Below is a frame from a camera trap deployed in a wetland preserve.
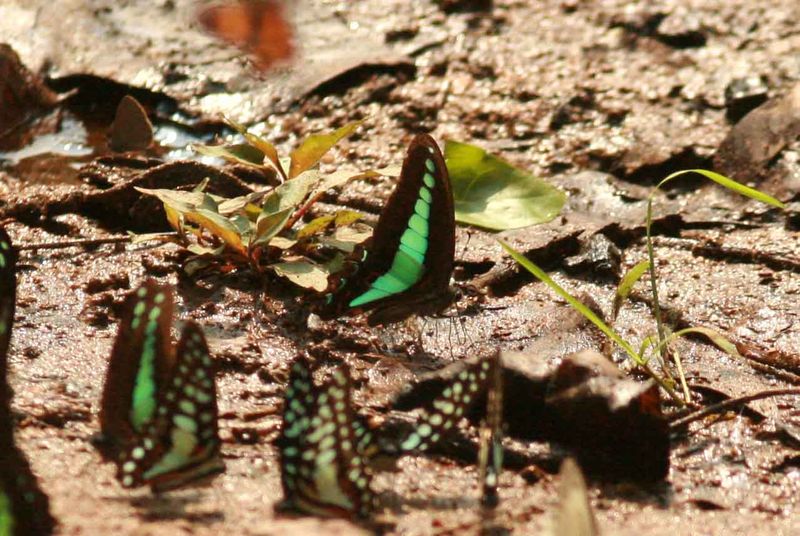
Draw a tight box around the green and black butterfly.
[321,134,456,325]
[0,412,56,536]
[0,226,17,405]
[277,356,374,518]
[97,281,224,491]
[0,226,56,535]
[381,353,503,506]
[390,354,498,455]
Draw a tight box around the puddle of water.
[0,110,217,185]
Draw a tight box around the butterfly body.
[322,134,456,325]
[278,357,374,518]
[98,282,223,491]
[0,226,55,535]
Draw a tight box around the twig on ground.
[670,388,800,430]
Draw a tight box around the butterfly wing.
[478,351,503,507]
[197,0,294,71]
[98,281,176,459]
[115,322,223,491]
[0,435,56,535]
[394,354,496,454]
[0,227,16,385]
[278,355,315,499]
[279,360,374,518]
[0,228,55,535]
[324,134,456,325]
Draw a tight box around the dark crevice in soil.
[603,147,713,187]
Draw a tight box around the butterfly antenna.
[479,352,503,508]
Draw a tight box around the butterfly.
[0,227,17,392]
[0,414,56,536]
[97,281,224,491]
[477,351,504,508]
[197,0,294,72]
[0,226,56,535]
[390,354,497,455]
[109,95,153,153]
[277,356,374,518]
[321,134,456,326]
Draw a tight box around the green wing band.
[348,179,436,307]
[130,303,162,431]
[349,249,424,307]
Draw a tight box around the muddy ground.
[1,0,800,534]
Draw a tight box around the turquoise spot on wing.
[399,244,425,264]
[423,173,435,188]
[408,213,428,237]
[388,249,424,284]
[131,312,160,431]
[349,288,392,307]
[0,255,5,269]
[370,273,409,294]
[349,250,424,307]
[400,228,427,255]
[415,199,430,219]
[425,158,435,172]
[419,187,432,204]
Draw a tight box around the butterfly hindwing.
[324,134,455,324]
[278,356,315,498]
[279,359,374,518]
[116,322,223,491]
[396,355,496,454]
[98,281,176,458]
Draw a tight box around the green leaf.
[334,209,363,226]
[187,243,226,256]
[269,236,297,250]
[185,208,246,254]
[135,187,205,212]
[297,215,335,239]
[446,141,566,230]
[217,191,268,216]
[271,259,330,291]
[296,210,363,239]
[656,169,785,209]
[652,327,743,361]
[193,143,265,167]
[224,117,286,178]
[262,170,321,214]
[499,239,642,365]
[288,120,364,179]
[612,260,650,321]
[137,187,246,254]
[253,207,294,247]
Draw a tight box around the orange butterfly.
[198,1,294,71]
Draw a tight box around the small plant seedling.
[137,123,567,292]
[137,119,392,289]
[501,169,784,406]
